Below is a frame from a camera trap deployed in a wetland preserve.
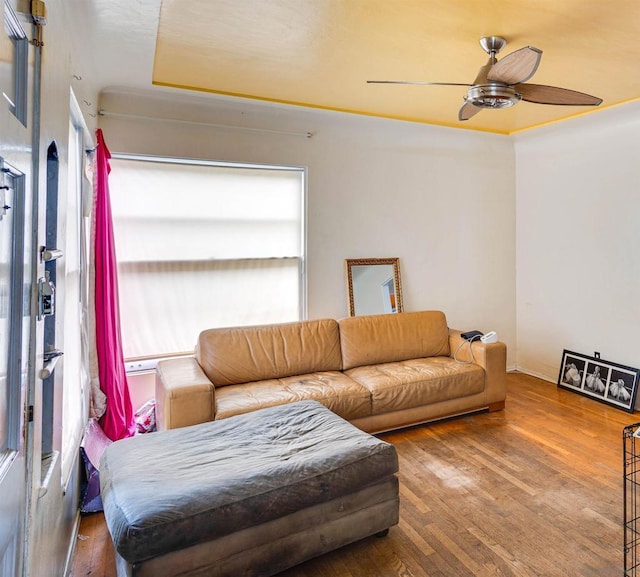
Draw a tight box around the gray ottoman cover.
[100,400,398,564]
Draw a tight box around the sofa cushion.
[338,311,450,370]
[195,319,343,386]
[214,371,371,421]
[100,401,398,564]
[346,356,484,414]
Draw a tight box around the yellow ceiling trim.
[154,80,640,136]
[153,80,514,135]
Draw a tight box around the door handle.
[41,247,63,262]
[40,349,63,379]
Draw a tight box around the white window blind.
[108,156,305,362]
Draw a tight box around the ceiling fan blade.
[515,83,603,105]
[458,101,481,121]
[366,81,473,86]
[487,46,542,85]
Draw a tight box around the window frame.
[0,159,26,470]
[59,92,91,491]
[109,153,308,373]
[3,0,28,126]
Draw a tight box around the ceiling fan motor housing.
[466,84,521,109]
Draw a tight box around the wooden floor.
[69,372,640,577]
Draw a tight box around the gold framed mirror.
[345,258,403,317]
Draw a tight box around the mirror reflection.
[345,258,403,317]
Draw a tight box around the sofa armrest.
[155,357,216,431]
[448,329,507,407]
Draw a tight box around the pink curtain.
[94,129,135,441]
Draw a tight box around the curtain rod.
[97,109,314,139]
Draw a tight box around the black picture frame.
[558,349,639,413]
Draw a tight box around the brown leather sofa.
[155,310,507,433]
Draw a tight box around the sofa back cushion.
[338,311,450,370]
[195,319,343,386]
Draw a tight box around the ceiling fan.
[367,36,603,121]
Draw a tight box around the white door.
[0,1,33,574]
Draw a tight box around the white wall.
[98,88,517,365]
[514,102,640,383]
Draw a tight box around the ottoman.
[100,400,399,577]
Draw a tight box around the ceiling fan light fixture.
[466,85,521,109]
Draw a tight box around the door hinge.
[28,405,34,422]
[31,0,46,46]
[31,0,46,25]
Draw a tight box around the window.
[1,0,28,125]
[60,98,89,487]
[109,156,306,367]
[0,161,26,577]
[0,158,26,461]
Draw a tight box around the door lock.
[37,271,55,319]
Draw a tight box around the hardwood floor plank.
[424,522,486,576]
[70,373,640,576]
[70,510,116,577]
[397,517,436,557]
[399,482,432,514]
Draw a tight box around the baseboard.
[63,509,82,577]
[509,366,557,384]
